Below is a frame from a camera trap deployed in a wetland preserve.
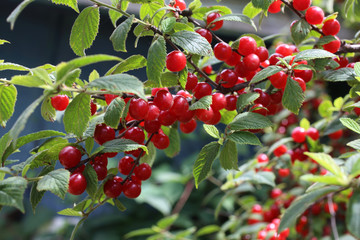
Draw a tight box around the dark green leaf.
[102,138,147,153]
[220,140,238,170]
[171,31,213,56]
[110,15,134,52]
[146,36,166,87]
[161,17,176,33]
[236,92,259,112]
[106,55,147,75]
[210,14,256,30]
[0,84,17,127]
[347,188,360,239]
[83,164,98,199]
[189,95,212,110]
[294,49,336,62]
[322,68,357,82]
[251,0,272,10]
[227,131,261,145]
[104,97,125,129]
[282,77,305,114]
[250,66,282,84]
[291,19,311,45]
[229,112,272,131]
[37,169,70,199]
[0,176,27,212]
[164,127,180,158]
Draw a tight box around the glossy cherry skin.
[134,163,152,180]
[196,28,212,44]
[94,124,115,145]
[59,146,82,168]
[68,173,87,195]
[180,118,197,134]
[153,89,173,110]
[305,6,324,25]
[166,50,187,72]
[129,98,149,120]
[206,12,223,31]
[123,180,141,198]
[118,156,135,175]
[104,176,123,198]
[51,95,69,111]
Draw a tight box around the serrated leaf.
[282,77,305,114]
[69,6,100,56]
[210,13,256,30]
[63,93,91,137]
[340,118,360,134]
[171,31,213,56]
[57,208,83,216]
[145,72,178,88]
[0,84,17,127]
[294,49,336,62]
[0,62,29,72]
[291,19,311,45]
[250,66,282,84]
[322,68,357,82]
[37,169,70,199]
[161,17,176,33]
[164,127,180,158]
[236,92,259,112]
[227,131,261,145]
[347,139,360,150]
[189,95,212,110]
[146,36,166,87]
[104,97,125,129]
[0,133,12,165]
[83,164,98,199]
[87,73,146,99]
[193,142,220,188]
[203,124,220,139]
[355,62,360,76]
[41,96,56,122]
[102,138,147,153]
[229,112,272,131]
[220,140,238,170]
[243,2,262,19]
[139,2,165,26]
[278,186,341,232]
[0,176,27,212]
[108,0,129,27]
[51,0,78,12]
[347,188,360,239]
[10,75,47,88]
[6,0,35,30]
[304,152,345,179]
[110,15,134,52]
[106,55,147,75]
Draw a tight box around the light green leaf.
[0,84,17,127]
[87,73,146,99]
[300,174,347,186]
[171,31,213,56]
[83,164,98,199]
[189,95,212,110]
[124,228,156,239]
[229,112,272,131]
[58,208,83,216]
[106,55,147,75]
[161,17,176,33]
[294,49,336,62]
[157,214,178,229]
[10,75,47,88]
[227,131,261,145]
[236,92,259,112]
[0,133,12,165]
[193,142,221,188]
[210,13,256,30]
[318,100,333,118]
[108,0,129,27]
[145,72,179,88]
[220,140,238,170]
[291,19,311,45]
[7,0,35,30]
[196,225,221,237]
[63,93,91,137]
[37,169,70,199]
[110,15,134,52]
[0,63,29,72]
[114,198,126,211]
[347,189,360,239]
[203,124,220,139]
[51,0,78,12]
[304,152,345,178]
[164,127,180,158]
[41,96,56,122]
[102,138,147,153]
[300,118,310,130]
[104,97,125,129]
[322,68,357,82]
[0,176,27,212]
[347,139,360,150]
[282,77,305,114]
[340,118,360,134]
[243,2,262,19]
[69,6,100,56]
[146,36,166,87]
[139,2,165,26]
[250,66,282,84]
[354,62,360,76]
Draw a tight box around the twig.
[171,180,194,215]
[327,194,340,240]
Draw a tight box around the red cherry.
[51,95,69,111]
[254,88,271,107]
[225,51,241,66]
[59,146,82,168]
[274,144,287,157]
[158,110,177,126]
[193,82,212,99]
[123,127,145,144]
[269,53,284,65]
[151,87,168,97]
[196,28,212,44]
[92,164,107,181]
[105,152,117,158]
[270,91,283,104]
[123,180,141,198]
[334,56,349,69]
[238,36,257,56]
[134,163,152,180]
[293,77,306,91]
[243,53,260,71]
[307,127,319,140]
[270,188,282,198]
[94,124,115,145]
[292,0,311,11]
[177,90,192,99]
[195,107,214,123]
[255,46,269,62]
[269,71,288,89]
[166,50,187,72]
[118,156,135,175]
[322,36,341,53]
[294,69,313,83]
[180,119,197,134]
[329,129,343,140]
[206,110,221,125]
[129,98,149,120]
[257,230,267,240]
[252,204,263,213]
[153,89,173,110]
[68,173,87,195]
[220,69,238,88]
[268,0,282,13]
[90,100,97,115]
[278,168,290,177]
[177,109,195,123]
[211,93,226,111]
[251,103,267,116]
[305,6,324,25]
[145,103,160,121]
[225,95,237,111]
[185,72,198,91]
[104,94,118,105]
[144,120,161,133]
[206,12,223,31]
[257,153,269,163]
[324,202,338,213]
[73,165,85,173]
[92,154,108,166]
[173,0,186,10]
[169,95,189,117]
[104,176,123,198]
[152,131,170,149]
[275,43,293,57]
[322,19,340,36]
[292,126,306,143]
[214,42,232,61]
[202,65,212,74]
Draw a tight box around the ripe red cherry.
[270,188,282,198]
[292,0,311,11]
[129,98,149,120]
[123,180,141,198]
[214,42,232,61]
[195,107,214,123]
[274,144,287,157]
[59,146,82,168]
[196,28,212,44]
[238,36,257,56]
[193,82,212,99]
[257,153,269,163]
[180,118,197,133]
[305,6,324,25]
[307,127,319,140]
[123,127,145,144]
[324,202,338,213]
[104,94,118,105]
[254,88,271,107]
[211,93,226,111]
[92,154,108,166]
[158,110,177,126]
[294,69,313,83]
[257,230,267,240]
[169,95,189,116]
[173,0,186,10]
[329,129,343,140]
[268,0,282,13]
[145,103,160,121]
[68,173,87,195]
[177,109,195,123]
[94,124,115,145]
[255,46,269,62]
[51,95,69,111]
[278,168,290,177]
[275,44,293,57]
[206,12,223,31]
[220,69,237,88]
[293,77,306,91]
[134,163,152,180]
[104,176,123,198]
[90,100,97,115]
[225,51,241,66]
[202,65,212,74]
[225,95,237,111]
[251,104,267,116]
[269,71,288,89]
[269,53,284,65]
[243,53,260,71]
[152,131,170,149]
[92,164,107,181]
[322,19,340,36]
[151,87,168,96]
[322,36,341,53]
[166,50,187,72]
[153,89,173,110]
[334,56,349,69]
[292,127,306,143]
[252,204,263,213]
[206,110,221,125]
[118,156,135,175]
[185,72,198,91]
[144,120,161,133]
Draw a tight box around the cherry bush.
[1,0,360,239]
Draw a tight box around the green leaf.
[145,72,179,88]
[236,92,260,112]
[294,49,336,62]
[354,62,360,76]
[282,77,305,114]
[104,97,125,129]
[164,127,180,158]
[227,131,261,145]
[229,112,272,131]
[192,6,232,20]
[57,208,82,217]
[108,0,129,27]
[171,31,213,56]
[30,165,55,213]
[146,36,166,87]
[189,95,212,110]
[347,188,360,239]
[106,55,147,75]
[318,100,333,118]
[110,15,134,52]
[102,138,147,153]
[196,225,221,237]
[6,0,35,30]
[322,68,357,82]
[300,118,310,130]
[300,174,347,186]
[63,93,91,137]
[124,228,156,239]
[340,118,360,134]
[193,142,221,188]
[203,124,220,139]
[278,186,341,232]
[0,84,17,127]
[114,198,126,211]
[304,152,345,178]
[347,139,360,150]
[51,0,79,12]
[157,214,178,229]
[87,73,146,99]
[243,2,262,19]
[161,17,176,33]
[10,75,47,88]
[251,0,272,10]
[255,171,276,186]
[220,140,238,170]
[211,13,256,30]
[69,6,100,56]
[0,133,12,165]
[41,96,56,122]
[83,164,98,199]
[291,19,311,45]
[139,2,165,26]
[140,142,156,166]
[37,169,70,199]
[0,62,29,72]
[0,176,27,212]
[250,66,283,84]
